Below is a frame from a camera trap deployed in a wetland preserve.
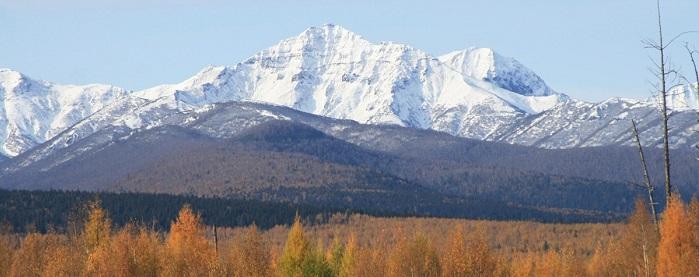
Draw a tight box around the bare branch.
[665,31,699,48]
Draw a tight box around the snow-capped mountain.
[133,24,565,135]
[0,69,128,156]
[665,84,699,110]
[438,47,557,97]
[0,24,697,159]
[489,97,698,149]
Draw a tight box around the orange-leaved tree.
[387,232,441,277]
[657,196,699,277]
[441,224,498,276]
[162,205,220,276]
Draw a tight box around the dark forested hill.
[0,102,695,222]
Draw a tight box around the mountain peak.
[439,48,556,97]
[664,84,699,110]
[0,68,27,87]
[289,24,369,49]
[299,24,361,38]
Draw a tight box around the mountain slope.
[6,100,697,193]
[0,106,643,218]
[0,69,128,156]
[7,101,699,215]
[489,97,699,149]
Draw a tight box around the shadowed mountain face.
[2,101,695,222]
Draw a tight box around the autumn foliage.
[656,197,699,277]
[1,197,699,276]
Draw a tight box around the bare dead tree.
[685,44,699,93]
[631,119,659,232]
[643,0,673,202]
[683,43,699,156]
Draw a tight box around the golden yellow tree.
[535,250,562,277]
[41,239,84,277]
[442,225,498,277]
[162,205,220,276]
[688,197,699,245]
[278,215,310,277]
[326,236,344,276]
[130,227,161,277]
[442,225,468,276]
[345,234,386,277]
[83,226,133,277]
[511,252,537,277]
[619,199,659,276]
[277,215,332,277]
[338,234,358,277]
[586,200,659,276]
[228,225,272,277]
[0,231,15,277]
[558,247,585,277]
[586,243,617,277]
[8,234,62,277]
[82,200,111,255]
[657,196,699,277]
[387,233,441,277]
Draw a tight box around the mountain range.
[0,24,697,221]
[0,24,696,159]
[1,99,697,218]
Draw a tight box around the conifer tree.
[442,225,468,276]
[442,224,498,276]
[511,253,537,277]
[621,199,658,276]
[82,200,111,255]
[8,234,62,277]
[131,227,160,277]
[162,205,219,276]
[279,215,311,277]
[84,226,133,276]
[338,234,358,277]
[301,240,333,277]
[228,225,272,277]
[326,236,344,276]
[535,250,562,277]
[0,232,15,277]
[387,233,441,277]
[41,241,83,277]
[657,196,699,277]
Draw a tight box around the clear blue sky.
[1,0,697,101]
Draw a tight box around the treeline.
[1,196,698,276]
[0,188,622,234]
[0,189,347,233]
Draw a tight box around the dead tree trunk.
[655,0,673,202]
[685,44,699,154]
[213,225,219,254]
[686,45,699,95]
[632,119,660,232]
